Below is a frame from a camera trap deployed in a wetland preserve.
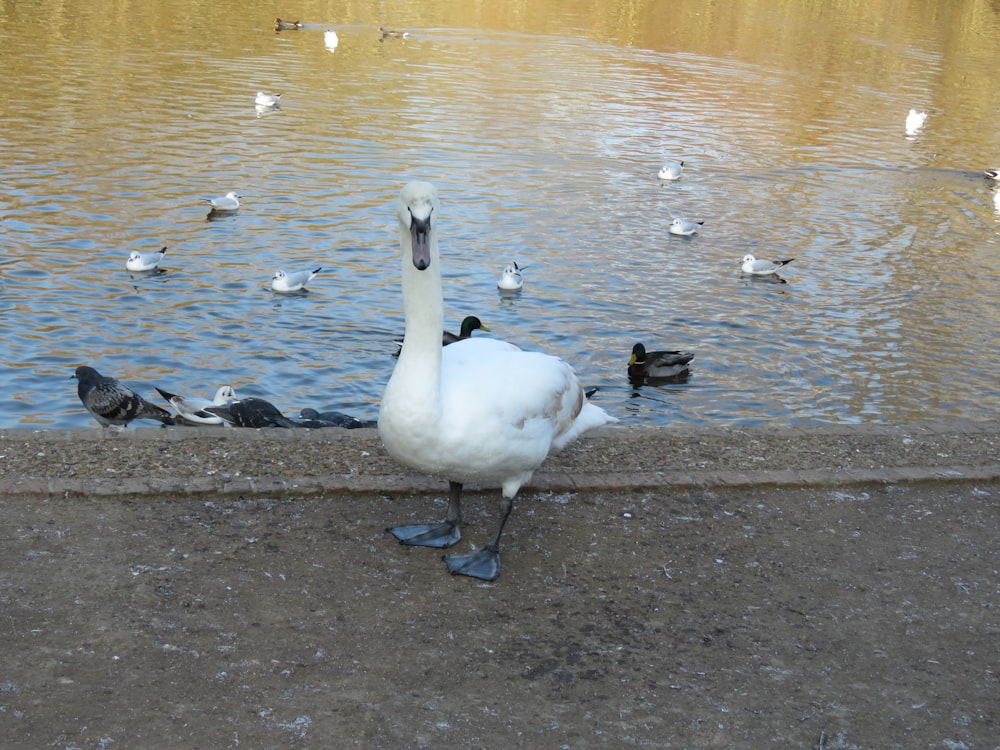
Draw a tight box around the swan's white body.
[379,182,614,535]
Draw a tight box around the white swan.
[378,181,615,580]
[905,108,927,135]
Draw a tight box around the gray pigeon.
[74,366,175,427]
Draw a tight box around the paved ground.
[0,423,997,749]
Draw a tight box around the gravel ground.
[0,423,997,749]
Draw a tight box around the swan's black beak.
[410,211,432,270]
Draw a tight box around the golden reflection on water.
[2,0,1000,428]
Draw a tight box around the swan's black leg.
[386,481,463,548]
[444,494,513,581]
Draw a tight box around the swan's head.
[398,181,438,271]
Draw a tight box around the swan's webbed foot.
[387,521,461,548]
[444,545,501,581]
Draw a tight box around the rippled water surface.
[3,0,1000,429]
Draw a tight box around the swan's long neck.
[393,219,445,419]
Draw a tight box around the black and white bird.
[73,366,175,427]
[156,385,237,425]
[298,408,377,429]
[205,397,301,428]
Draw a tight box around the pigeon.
[497,261,523,291]
[274,17,302,30]
[156,385,237,425]
[324,29,339,49]
[125,246,167,272]
[73,365,175,427]
[204,397,301,428]
[298,408,377,429]
[905,109,927,135]
[255,91,282,108]
[271,267,321,293]
[741,253,794,276]
[668,218,703,236]
[204,191,241,213]
[657,160,684,181]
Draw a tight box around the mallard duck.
[657,160,684,180]
[628,343,694,380]
[668,218,703,236]
[125,246,167,272]
[378,182,615,580]
[741,253,794,276]
[156,385,236,425]
[984,169,1000,181]
[274,17,303,30]
[74,366,175,427]
[393,315,489,357]
[378,26,409,38]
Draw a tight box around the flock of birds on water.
[66,20,1000,580]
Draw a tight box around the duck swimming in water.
[627,343,695,381]
[378,181,615,580]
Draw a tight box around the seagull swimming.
[497,261,523,291]
[658,160,684,181]
[324,29,339,49]
[741,253,795,276]
[905,109,927,135]
[204,191,241,213]
[271,267,321,293]
[668,218,703,236]
[255,91,282,108]
[155,385,237,425]
[125,246,167,272]
[74,365,175,428]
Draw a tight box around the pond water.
[2,0,1000,429]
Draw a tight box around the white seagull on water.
[125,246,167,272]
[741,253,794,276]
[271,267,321,293]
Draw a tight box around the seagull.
[204,191,241,213]
[378,181,616,580]
[658,160,684,181]
[668,218,703,236]
[73,366,175,428]
[255,91,282,108]
[205,397,301,428]
[298,408,377,429]
[274,17,302,30]
[497,261,523,291]
[905,109,927,135]
[324,29,339,49]
[125,246,167,272]
[271,267,321,293]
[984,169,1000,181]
[741,253,794,276]
[155,385,237,425]
[378,26,409,38]
[627,343,694,381]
